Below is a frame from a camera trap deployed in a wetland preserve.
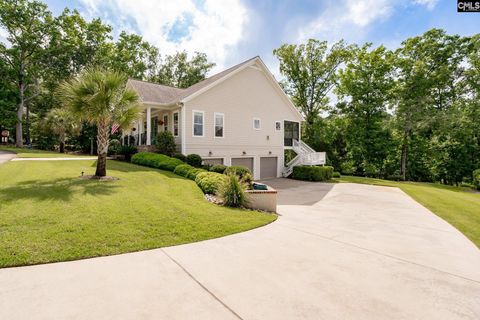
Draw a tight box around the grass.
[0,160,276,268]
[0,146,93,158]
[335,176,480,247]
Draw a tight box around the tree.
[0,0,53,147]
[44,107,79,153]
[154,51,215,88]
[273,39,354,145]
[335,45,396,176]
[59,69,140,177]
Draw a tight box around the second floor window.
[253,118,261,130]
[173,112,179,136]
[215,113,224,137]
[163,114,168,132]
[193,111,204,136]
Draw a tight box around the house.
[124,56,325,180]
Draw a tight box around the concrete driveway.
[0,150,16,165]
[1,180,479,319]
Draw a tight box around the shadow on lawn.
[0,177,119,204]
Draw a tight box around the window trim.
[214,112,225,138]
[192,110,205,137]
[275,121,281,131]
[173,112,179,137]
[253,117,261,130]
[163,114,169,132]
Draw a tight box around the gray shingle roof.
[127,56,258,105]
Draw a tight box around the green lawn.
[0,146,93,158]
[0,160,276,268]
[336,176,480,247]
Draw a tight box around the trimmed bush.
[186,168,207,181]
[220,174,247,207]
[210,164,227,174]
[225,165,251,180]
[473,169,480,190]
[118,145,138,161]
[156,131,176,156]
[131,152,183,172]
[186,154,202,167]
[172,153,186,162]
[174,164,195,178]
[332,171,341,178]
[291,165,334,181]
[195,172,228,194]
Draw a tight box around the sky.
[29,0,480,75]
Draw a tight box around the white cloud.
[412,0,438,10]
[79,0,248,72]
[298,0,392,42]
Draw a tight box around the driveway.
[1,180,479,319]
[0,150,16,165]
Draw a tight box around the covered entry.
[231,157,254,172]
[260,157,278,179]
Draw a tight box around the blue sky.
[41,0,479,74]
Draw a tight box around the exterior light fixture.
[242,151,246,155]
[209,151,212,156]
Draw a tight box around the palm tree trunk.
[95,121,109,177]
[59,132,65,153]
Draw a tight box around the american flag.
[111,123,120,134]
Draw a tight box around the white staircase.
[283,140,326,177]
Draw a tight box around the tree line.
[0,0,215,150]
[274,30,479,185]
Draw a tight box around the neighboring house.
[124,56,325,179]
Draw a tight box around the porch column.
[137,121,140,146]
[146,107,151,146]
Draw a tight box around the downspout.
[180,102,186,155]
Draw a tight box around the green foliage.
[225,166,251,180]
[220,174,247,207]
[118,145,137,161]
[195,172,228,195]
[473,169,480,191]
[187,168,207,181]
[291,166,334,181]
[186,154,202,167]
[210,164,227,174]
[156,131,176,156]
[284,149,297,166]
[131,152,183,172]
[172,153,186,162]
[174,164,195,178]
[332,171,341,178]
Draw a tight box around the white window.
[163,114,168,132]
[193,110,204,137]
[253,118,261,130]
[214,113,224,138]
[173,112,179,136]
[275,121,281,131]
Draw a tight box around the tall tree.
[0,0,53,147]
[154,51,215,88]
[273,39,354,145]
[44,107,79,153]
[59,69,140,177]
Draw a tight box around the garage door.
[231,157,254,172]
[260,157,278,179]
[203,158,223,165]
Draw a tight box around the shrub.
[186,154,202,167]
[195,172,228,194]
[186,168,207,180]
[210,164,227,174]
[363,162,379,178]
[332,171,341,178]
[473,169,480,190]
[172,153,186,162]
[242,172,253,189]
[202,163,213,171]
[174,164,195,178]
[156,131,176,156]
[291,165,334,181]
[118,145,138,161]
[108,139,121,155]
[340,160,355,175]
[131,152,183,171]
[220,174,247,207]
[225,165,251,180]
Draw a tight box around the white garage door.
[203,158,223,165]
[231,157,254,172]
[260,157,278,179]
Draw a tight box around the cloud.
[78,0,248,71]
[412,0,439,10]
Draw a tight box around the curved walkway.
[1,181,479,319]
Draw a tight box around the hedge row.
[131,152,184,171]
[291,165,334,181]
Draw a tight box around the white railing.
[283,139,327,177]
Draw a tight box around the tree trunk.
[59,132,65,153]
[25,102,30,145]
[95,121,109,177]
[400,141,407,181]
[16,84,25,148]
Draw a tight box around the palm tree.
[45,108,79,153]
[59,68,140,177]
